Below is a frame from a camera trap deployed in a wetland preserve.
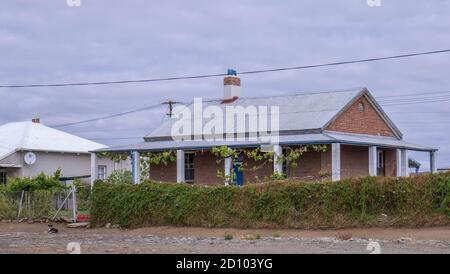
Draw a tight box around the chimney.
[223,69,240,100]
[31,118,40,123]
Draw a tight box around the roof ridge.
[198,87,366,103]
[139,87,366,109]
[19,121,32,149]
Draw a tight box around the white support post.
[224,157,232,186]
[176,150,185,183]
[400,149,409,177]
[273,145,283,175]
[90,153,97,188]
[430,151,437,174]
[396,149,402,177]
[131,151,141,184]
[331,143,341,182]
[368,146,377,176]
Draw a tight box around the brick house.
[93,71,437,185]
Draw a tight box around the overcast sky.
[1,0,450,169]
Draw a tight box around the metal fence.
[0,183,90,221]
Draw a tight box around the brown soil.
[0,222,449,254]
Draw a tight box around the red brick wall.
[193,151,223,185]
[287,145,331,181]
[148,145,397,184]
[341,145,369,179]
[326,95,396,137]
[321,145,332,176]
[243,155,273,183]
[289,151,322,180]
[150,162,176,182]
[148,150,276,185]
[384,148,397,177]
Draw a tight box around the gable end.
[324,93,399,138]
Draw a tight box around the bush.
[6,169,65,192]
[90,173,450,229]
[73,179,92,211]
[0,170,87,220]
[106,169,132,185]
[0,193,17,219]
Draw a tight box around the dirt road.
[0,222,448,254]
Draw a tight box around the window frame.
[97,165,107,180]
[184,152,195,183]
[282,147,290,177]
[377,150,386,176]
[0,168,6,185]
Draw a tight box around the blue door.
[233,163,244,186]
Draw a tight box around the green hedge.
[90,173,450,229]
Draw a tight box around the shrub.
[90,173,450,229]
[6,169,65,192]
[106,170,132,185]
[0,193,17,219]
[73,179,91,211]
[224,233,233,240]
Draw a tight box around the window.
[282,148,290,177]
[97,165,107,180]
[184,153,195,182]
[358,102,365,112]
[0,168,6,185]
[377,150,386,176]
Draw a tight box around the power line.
[390,111,450,114]
[382,97,450,107]
[90,136,143,141]
[162,100,183,118]
[51,103,164,128]
[2,49,450,88]
[66,127,155,134]
[379,94,450,102]
[50,86,450,130]
[377,90,450,98]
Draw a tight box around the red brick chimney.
[223,69,240,100]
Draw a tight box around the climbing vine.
[97,151,129,163]
[212,144,329,183]
[98,145,329,184]
[97,150,176,181]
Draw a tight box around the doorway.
[377,150,386,176]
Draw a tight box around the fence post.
[17,190,25,220]
[71,183,77,223]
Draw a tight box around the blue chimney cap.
[227,69,237,76]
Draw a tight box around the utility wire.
[51,87,450,130]
[382,97,450,106]
[51,103,164,128]
[377,90,450,98]
[2,49,450,88]
[90,137,143,141]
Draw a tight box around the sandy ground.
[0,222,449,254]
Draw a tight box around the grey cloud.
[1,0,449,169]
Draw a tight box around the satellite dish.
[24,152,37,165]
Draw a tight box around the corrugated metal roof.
[146,88,365,139]
[0,121,107,160]
[323,131,435,151]
[96,132,435,153]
